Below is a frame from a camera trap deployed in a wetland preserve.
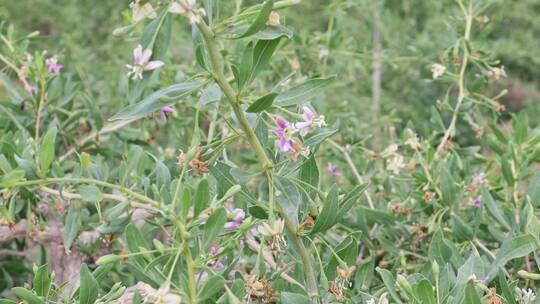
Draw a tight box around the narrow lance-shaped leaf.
[310,185,339,234]
[33,264,51,297]
[274,76,336,106]
[248,38,281,84]
[79,264,99,304]
[38,127,57,175]
[110,81,204,121]
[234,0,274,39]
[202,208,227,250]
[246,92,278,113]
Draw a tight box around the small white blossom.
[169,0,206,24]
[257,219,287,251]
[488,66,507,80]
[431,63,446,79]
[130,0,157,22]
[387,154,405,175]
[405,135,421,151]
[521,288,536,303]
[381,144,398,158]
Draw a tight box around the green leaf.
[274,176,302,227]
[482,188,511,230]
[512,112,528,144]
[140,12,171,59]
[253,25,293,40]
[299,156,319,197]
[463,282,482,304]
[63,206,81,250]
[210,161,256,203]
[439,166,457,206]
[235,0,274,39]
[198,275,225,301]
[246,92,278,113]
[249,205,268,219]
[527,172,540,205]
[79,264,99,304]
[337,184,367,220]
[110,81,204,121]
[202,208,227,249]
[33,264,51,297]
[500,156,514,186]
[0,169,25,188]
[274,76,336,106]
[415,279,435,304]
[194,179,210,219]
[199,83,222,105]
[303,129,338,148]
[248,38,281,84]
[280,292,311,304]
[77,185,104,202]
[38,127,57,175]
[376,267,403,304]
[11,287,43,304]
[493,234,537,268]
[237,42,254,89]
[310,185,339,234]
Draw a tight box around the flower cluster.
[273,106,326,158]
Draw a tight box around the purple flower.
[159,106,175,121]
[207,245,224,269]
[224,208,245,229]
[46,57,63,74]
[471,196,481,208]
[294,106,326,136]
[126,45,164,80]
[273,116,296,152]
[326,163,341,177]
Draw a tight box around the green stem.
[185,247,198,304]
[196,21,273,171]
[436,1,473,156]
[196,20,320,302]
[11,177,160,208]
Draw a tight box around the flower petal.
[133,45,143,63]
[144,60,164,71]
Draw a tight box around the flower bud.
[96,254,122,265]
[518,270,540,280]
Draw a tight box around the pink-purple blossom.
[159,106,175,121]
[274,116,296,152]
[207,245,224,269]
[326,163,341,177]
[126,45,164,80]
[295,106,326,136]
[224,208,245,229]
[46,57,63,74]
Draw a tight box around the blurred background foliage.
[1,0,538,141]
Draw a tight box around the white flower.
[381,144,398,158]
[521,288,536,303]
[366,299,376,304]
[169,0,195,15]
[126,45,164,80]
[387,154,405,175]
[169,0,205,24]
[130,0,157,22]
[257,219,287,251]
[488,66,507,80]
[431,63,446,79]
[405,135,421,151]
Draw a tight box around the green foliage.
[0,0,539,303]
